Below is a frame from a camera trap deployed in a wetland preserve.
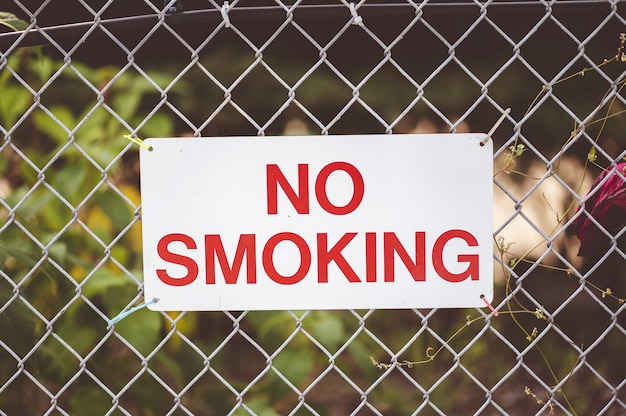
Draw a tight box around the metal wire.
[1,0,624,414]
[0,1,620,49]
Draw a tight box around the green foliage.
[0,12,28,32]
[0,49,176,413]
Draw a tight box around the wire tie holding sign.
[481,107,511,146]
[124,134,153,151]
[480,294,499,316]
[107,298,160,328]
[349,3,363,26]
[221,2,232,28]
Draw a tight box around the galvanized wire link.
[1,1,625,415]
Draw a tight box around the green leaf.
[272,349,314,387]
[347,340,379,377]
[32,106,75,144]
[47,241,67,265]
[0,86,31,126]
[54,163,87,203]
[93,189,133,230]
[309,312,345,352]
[82,269,131,298]
[141,113,174,138]
[0,12,29,32]
[114,306,162,356]
[112,87,143,120]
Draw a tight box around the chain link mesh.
[1,1,625,415]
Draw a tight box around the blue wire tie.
[107,298,159,328]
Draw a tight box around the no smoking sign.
[139,134,493,311]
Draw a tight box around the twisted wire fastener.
[349,3,363,26]
[107,298,160,328]
[124,134,153,151]
[221,2,232,28]
[481,107,510,146]
[480,295,499,316]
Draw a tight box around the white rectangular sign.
[140,134,493,310]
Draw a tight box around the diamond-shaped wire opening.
[52,296,106,351]
[584,328,625,387]
[356,62,421,123]
[118,370,177,414]
[23,332,84,393]
[162,19,223,55]
[39,161,98,211]
[75,183,138,246]
[83,333,145,394]
[519,17,588,81]
[56,372,118,415]
[200,37,260,88]
[553,290,616,339]
[427,364,492,414]
[125,20,197,60]
[207,329,271,389]
[144,314,212,390]
[518,268,580,314]
[488,299,549,352]
[551,66,619,119]
[455,21,517,80]
[487,59,547,112]
[302,367,370,415]
[578,253,626,308]
[244,335,331,413]
[155,62,226,132]
[174,365,241,415]
[357,309,426,354]
[493,165,586,271]
[386,28,448,84]
[323,27,391,87]
[520,329,581,385]
[285,62,354,127]
[229,63,291,127]
[0,370,57,414]
[78,260,141,319]
[17,260,77,321]
[9,184,73,247]
[491,367,555,415]
[260,25,326,85]
[461,326,521,389]
[421,62,487,115]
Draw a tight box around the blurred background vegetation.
[0,1,625,415]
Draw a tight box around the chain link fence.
[1,1,625,414]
